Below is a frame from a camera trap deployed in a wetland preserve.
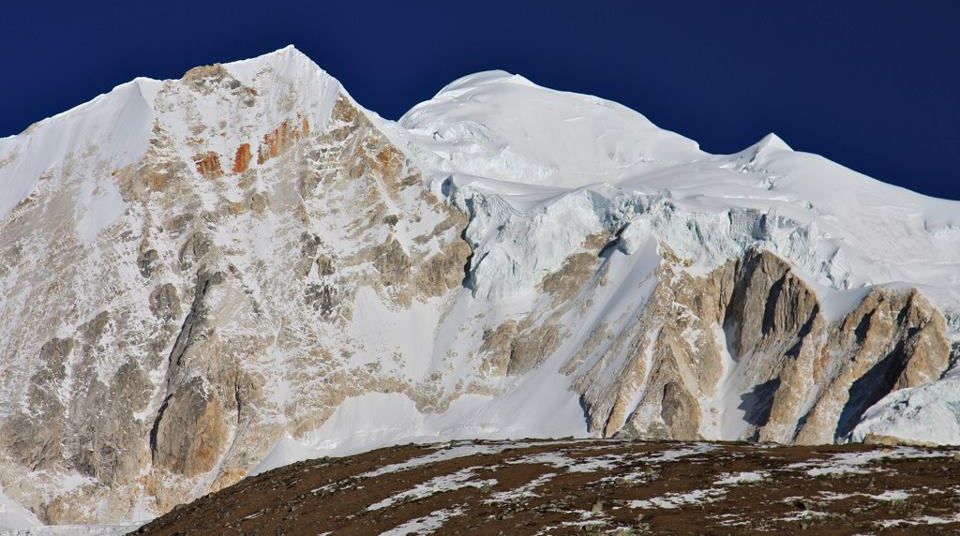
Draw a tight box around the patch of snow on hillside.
[787,447,947,477]
[715,471,768,486]
[361,442,530,478]
[380,507,465,536]
[366,468,496,511]
[485,472,558,504]
[628,488,726,509]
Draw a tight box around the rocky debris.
[134,438,960,535]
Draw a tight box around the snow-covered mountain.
[0,46,958,528]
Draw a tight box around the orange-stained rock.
[232,143,252,174]
[258,121,296,164]
[257,116,310,165]
[194,151,223,179]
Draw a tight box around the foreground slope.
[0,48,958,527]
[136,439,960,535]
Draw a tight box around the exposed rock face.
[152,377,229,476]
[565,247,949,445]
[256,117,308,164]
[231,143,252,174]
[794,288,949,444]
[0,49,470,524]
[193,151,223,179]
[0,47,956,527]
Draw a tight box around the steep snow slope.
[0,47,958,528]
[397,71,704,187]
[397,70,960,308]
[0,79,156,223]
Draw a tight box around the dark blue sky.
[2,1,957,199]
